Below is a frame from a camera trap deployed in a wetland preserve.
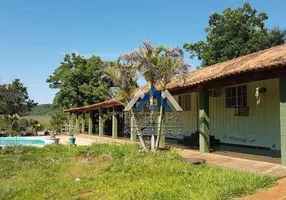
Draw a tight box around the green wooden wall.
[209,78,280,150]
[126,92,199,138]
[162,93,198,138]
[123,79,281,150]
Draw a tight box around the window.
[178,94,191,111]
[226,85,247,108]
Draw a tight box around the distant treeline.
[28,104,54,116]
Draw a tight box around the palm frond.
[120,40,192,89]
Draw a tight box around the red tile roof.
[65,44,286,112]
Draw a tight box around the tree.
[28,104,54,116]
[102,61,149,150]
[47,53,110,109]
[121,41,189,150]
[0,79,36,116]
[49,109,67,133]
[0,114,42,136]
[183,3,286,67]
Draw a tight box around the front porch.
[165,138,281,164]
[64,44,286,166]
[65,76,286,166]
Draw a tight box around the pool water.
[0,137,46,146]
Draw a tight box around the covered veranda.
[64,44,286,166]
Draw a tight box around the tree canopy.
[28,104,54,116]
[117,41,190,151]
[183,2,286,67]
[0,79,37,116]
[47,53,110,109]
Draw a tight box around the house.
[64,44,286,166]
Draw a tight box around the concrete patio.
[178,149,286,177]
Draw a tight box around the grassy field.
[23,115,51,125]
[0,144,278,200]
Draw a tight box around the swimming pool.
[0,136,56,146]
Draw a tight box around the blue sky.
[0,0,285,104]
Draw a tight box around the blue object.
[0,137,46,146]
[69,136,76,144]
[134,85,172,112]
[149,104,159,111]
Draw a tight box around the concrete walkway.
[58,134,134,146]
[178,149,286,177]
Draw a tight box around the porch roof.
[65,44,286,113]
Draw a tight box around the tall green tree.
[0,79,36,116]
[121,41,189,150]
[47,53,109,109]
[183,2,286,67]
[28,104,54,116]
[49,109,67,133]
[101,61,149,150]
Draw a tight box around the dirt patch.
[75,155,110,164]
[61,156,111,180]
[78,190,93,195]
[180,157,206,164]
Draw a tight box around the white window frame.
[225,85,247,108]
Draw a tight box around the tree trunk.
[155,104,164,149]
[149,82,156,151]
[131,111,148,151]
[155,86,166,149]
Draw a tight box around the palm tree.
[10,114,21,134]
[121,41,190,150]
[101,61,148,151]
[29,119,41,136]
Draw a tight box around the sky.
[0,0,286,104]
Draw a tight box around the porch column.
[81,112,85,134]
[199,91,210,153]
[75,113,80,134]
[112,106,118,139]
[88,111,93,135]
[98,108,104,136]
[130,115,136,142]
[280,77,286,166]
[69,113,73,134]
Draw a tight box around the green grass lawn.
[23,115,51,125]
[0,144,278,200]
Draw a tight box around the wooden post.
[88,111,93,135]
[75,113,80,134]
[112,106,118,139]
[199,91,210,153]
[98,108,104,136]
[280,77,286,166]
[81,112,85,134]
[69,113,73,134]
